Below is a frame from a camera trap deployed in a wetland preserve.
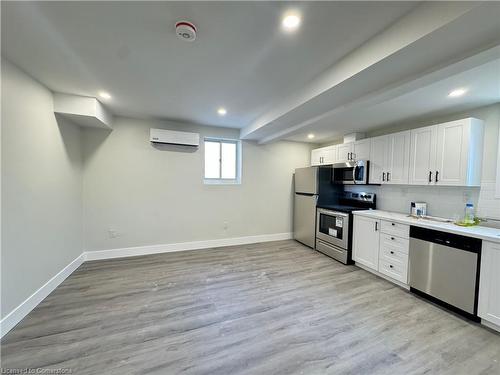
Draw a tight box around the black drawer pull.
[390,251,394,254]
[391,223,395,226]
[391,237,395,240]
[389,265,394,268]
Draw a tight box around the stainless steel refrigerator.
[293,167,319,248]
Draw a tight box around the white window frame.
[496,129,500,198]
[203,137,242,185]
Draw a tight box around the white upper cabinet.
[312,117,483,186]
[336,143,353,162]
[333,140,370,162]
[409,125,437,185]
[353,139,371,161]
[369,131,410,185]
[435,120,467,185]
[369,136,388,184]
[323,145,337,165]
[385,131,410,185]
[311,145,336,166]
[311,148,323,166]
[435,119,483,186]
[409,118,483,186]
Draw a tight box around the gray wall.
[82,117,312,252]
[346,103,500,219]
[1,60,83,318]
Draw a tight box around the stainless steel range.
[316,192,376,264]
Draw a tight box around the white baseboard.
[0,253,85,339]
[481,319,500,333]
[84,232,293,261]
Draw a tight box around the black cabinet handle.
[391,237,395,240]
[429,171,432,183]
[390,251,394,254]
[387,172,390,181]
[391,223,395,226]
[375,222,378,231]
[435,171,439,183]
[389,265,394,268]
[382,172,386,182]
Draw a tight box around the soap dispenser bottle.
[464,203,475,225]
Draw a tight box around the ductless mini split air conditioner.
[150,128,200,147]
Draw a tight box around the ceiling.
[286,56,500,142]
[2,1,499,144]
[1,1,417,128]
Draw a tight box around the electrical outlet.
[108,229,119,239]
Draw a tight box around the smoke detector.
[175,21,197,42]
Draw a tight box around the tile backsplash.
[345,184,483,220]
[477,182,500,220]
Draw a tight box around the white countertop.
[353,210,500,244]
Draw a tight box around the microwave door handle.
[352,165,357,184]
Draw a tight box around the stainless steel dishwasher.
[409,226,482,321]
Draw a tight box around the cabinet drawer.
[379,257,408,284]
[380,244,408,264]
[380,233,409,255]
[381,220,409,238]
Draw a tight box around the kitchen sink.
[407,215,453,223]
[477,219,500,230]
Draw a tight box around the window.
[204,138,241,184]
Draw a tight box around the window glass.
[221,142,236,179]
[203,139,240,183]
[204,141,220,179]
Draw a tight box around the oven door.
[316,209,350,249]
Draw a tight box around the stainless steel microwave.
[332,160,369,185]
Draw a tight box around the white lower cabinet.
[478,241,500,328]
[378,232,409,284]
[353,216,409,285]
[352,216,380,270]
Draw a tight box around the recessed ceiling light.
[307,134,315,139]
[282,13,301,31]
[217,107,227,116]
[99,91,111,100]
[448,88,467,98]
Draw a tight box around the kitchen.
[1,1,500,374]
[294,115,500,330]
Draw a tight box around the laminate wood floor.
[2,240,500,374]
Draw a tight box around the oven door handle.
[317,209,349,217]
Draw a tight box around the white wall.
[82,117,312,252]
[346,103,500,219]
[1,60,83,318]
